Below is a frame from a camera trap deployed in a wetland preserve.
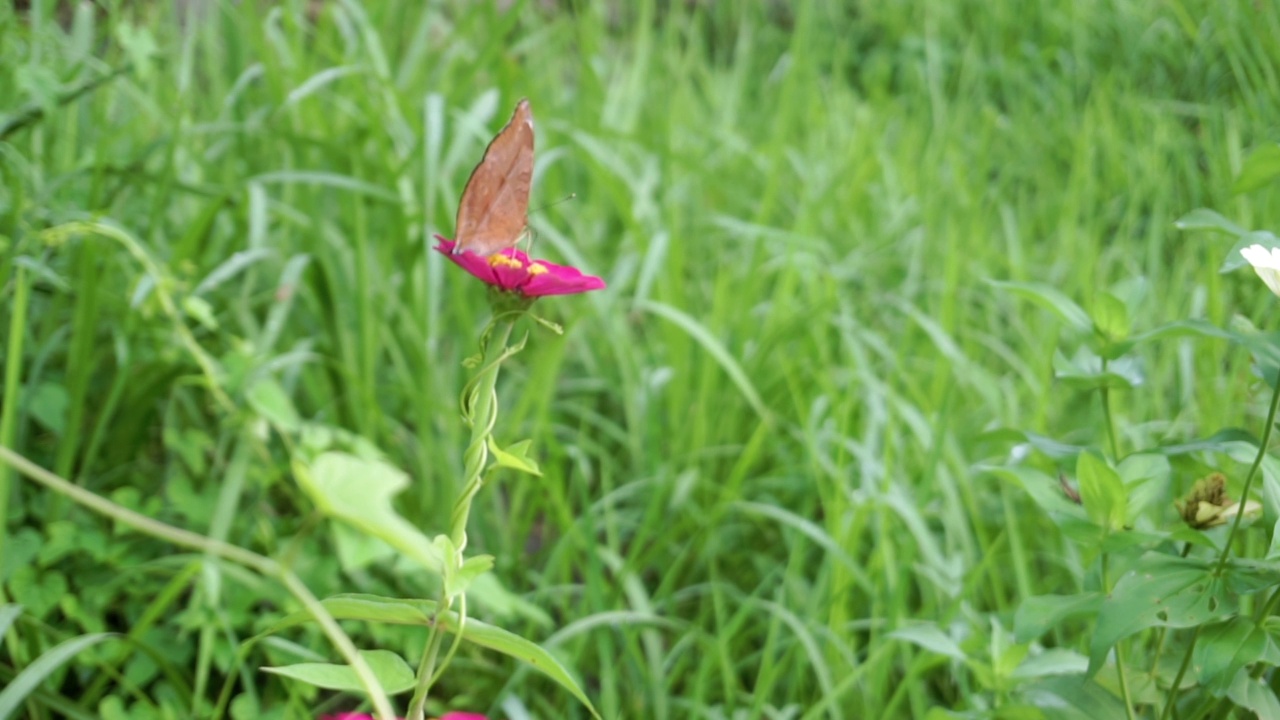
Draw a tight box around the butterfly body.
[452,99,534,257]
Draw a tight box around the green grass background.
[2,0,1280,717]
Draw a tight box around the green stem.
[1192,370,1280,719]
[1214,369,1280,574]
[407,317,515,720]
[0,446,398,720]
[1100,359,1120,460]
[449,319,516,547]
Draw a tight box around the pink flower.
[440,715,487,720]
[433,236,606,297]
[317,707,481,712]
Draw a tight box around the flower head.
[434,236,605,298]
[1175,472,1263,530]
[1241,243,1280,297]
[316,707,483,712]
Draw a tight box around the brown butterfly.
[452,98,535,256]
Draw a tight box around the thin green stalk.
[1160,625,1201,720]
[1191,370,1280,719]
[1101,553,1136,720]
[0,446,398,720]
[0,265,27,559]
[0,265,30,682]
[408,316,515,720]
[449,318,516,547]
[1100,359,1120,460]
[1214,370,1280,574]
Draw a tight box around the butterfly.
[452,98,535,257]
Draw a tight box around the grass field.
[3,0,1280,718]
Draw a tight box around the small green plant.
[897,144,1280,718]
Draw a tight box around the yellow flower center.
[488,254,523,270]
[528,263,548,276]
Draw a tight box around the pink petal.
[439,714,488,720]
[433,235,605,297]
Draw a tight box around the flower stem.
[449,318,515,546]
[407,316,516,720]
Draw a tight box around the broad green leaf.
[1174,208,1245,237]
[1013,593,1104,643]
[1194,617,1280,693]
[264,594,599,718]
[454,555,495,597]
[1093,292,1129,343]
[1011,649,1088,679]
[458,613,601,719]
[294,453,443,573]
[247,377,302,432]
[1154,429,1256,456]
[888,624,966,662]
[1228,669,1280,718]
[1019,675,1127,720]
[1117,453,1169,520]
[261,649,414,695]
[987,280,1092,333]
[1234,143,1280,194]
[1087,553,1232,675]
[488,437,542,476]
[1110,318,1235,357]
[0,632,118,720]
[1076,453,1126,531]
[987,467,1098,545]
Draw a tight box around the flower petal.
[434,235,605,297]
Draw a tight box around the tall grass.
[2,0,1279,717]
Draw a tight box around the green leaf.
[264,594,600,718]
[1228,670,1280,718]
[1013,593,1104,643]
[1112,318,1236,358]
[888,623,966,662]
[1093,292,1129,342]
[453,555,495,597]
[1174,208,1245,237]
[457,614,601,719]
[1011,649,1088,680]
[261,649,414,695]
[1052,349,1142,390]
[987,280,1092,333]
[1019,675,1128,719]
[247,377,302,432]
[1117,453,1170,521]
[1234,143,1280,194]
[488,438,542,476]
[0,632,118,720]
[294,452,443,573]
[1087,554,1231,675]
[1076,453,1126,532]
[1154,429,1256,456]
[1193,617,1280,693]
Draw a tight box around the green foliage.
[2,0,1280,717]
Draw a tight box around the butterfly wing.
[453,99,535,256]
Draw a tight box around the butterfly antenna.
[529,193,577,215]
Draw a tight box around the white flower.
[1241,244,1280,297]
